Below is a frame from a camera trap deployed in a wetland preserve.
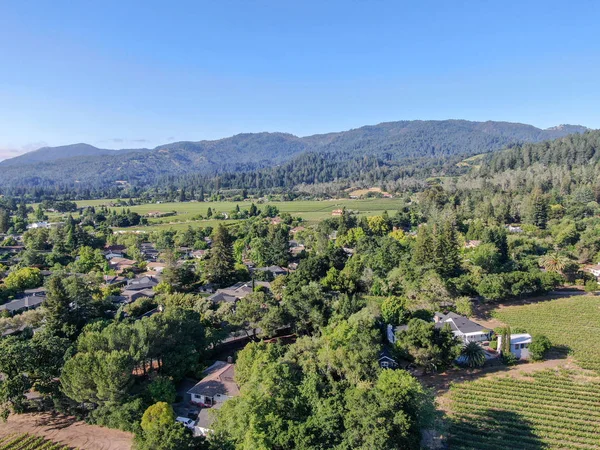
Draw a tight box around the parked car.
[176,417,196,429]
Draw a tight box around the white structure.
[585,263,600,279]
[498,333,532,359]
[27,221,51,229]
[187,361,239,406]
[387,312,491,345]
[433,312,491,343]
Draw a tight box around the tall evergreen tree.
[531,191,549,229]
[205,225,235,285]
[413,225,433,267]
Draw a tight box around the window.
[381,361,389,368]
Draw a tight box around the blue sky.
[1,1,599,159]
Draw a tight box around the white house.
[433,312,491,343]
[387,312,491,345]
[498,333,532,359]
[187,361,239,407]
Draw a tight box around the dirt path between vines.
[0,413,132,450]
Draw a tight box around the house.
[190,249,208,259]
[102,275,127,287]
[207,281,271,304]
[378,347,399,369]
[332,209,344,217]
[108,257,136,272]
[126,276,159,291]
[188,361,240,407]
[23,287,46,297]
[27,222,51,230]
[584,263,600,279]
[104,250,125,260]
[498,333,532,359]
[0,295,45,314]
[146,262,167,273]
[140,243,159,261]
[507,225,523,233]
[433,312,491,343]
[290,226,306,234]
[119,289,156,304]
[464,240,482,249]
[198,283,216,294]
[253,265,287,277]
[386,312,490,345]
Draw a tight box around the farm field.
[493,295,600,373]
[441,295,600,449]
[0,433,72,449]
[447,369,600,450]
[72,197,406,231]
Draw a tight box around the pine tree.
[43,277,72,336]
[205,225,235,285]
[531,191,549,229]
[0,208,10,233]
[413,225,433,267]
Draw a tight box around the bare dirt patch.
[0,413,132,450]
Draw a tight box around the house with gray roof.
[387,311,491,345]
[187,361,239,407]
[0,295,45,314]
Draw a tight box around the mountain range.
[0,120,589,191]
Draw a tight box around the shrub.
[529,334,552,361]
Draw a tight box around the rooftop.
[187,361,239,398]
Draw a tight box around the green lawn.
[493,295,600,372]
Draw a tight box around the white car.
[176,417,196,429]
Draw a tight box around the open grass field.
[493,295,600,373]
[0,433,72,449]
[71,197,407,231]
[447,369,600,450]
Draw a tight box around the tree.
[3,267,43,292]
[538,252,571,275]
[205,225,234,285]
[380,296,408,326]
[412,225,433,267]
[531,191,549,229]
[341,369,434,450]
[529,334,551,361]
[0,208,10,234]
[396,318,461,373]
[138,402,203,450]
[460,342,486,368]
[500,326,512,356]
[141,402,175,434]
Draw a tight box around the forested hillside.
[0,120,586,195]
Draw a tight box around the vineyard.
[448,370,600,449]
[493,295,600,372]
[0,433,72,450]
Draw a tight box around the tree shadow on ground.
[32,412,78,431]
[447,409,546,450]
